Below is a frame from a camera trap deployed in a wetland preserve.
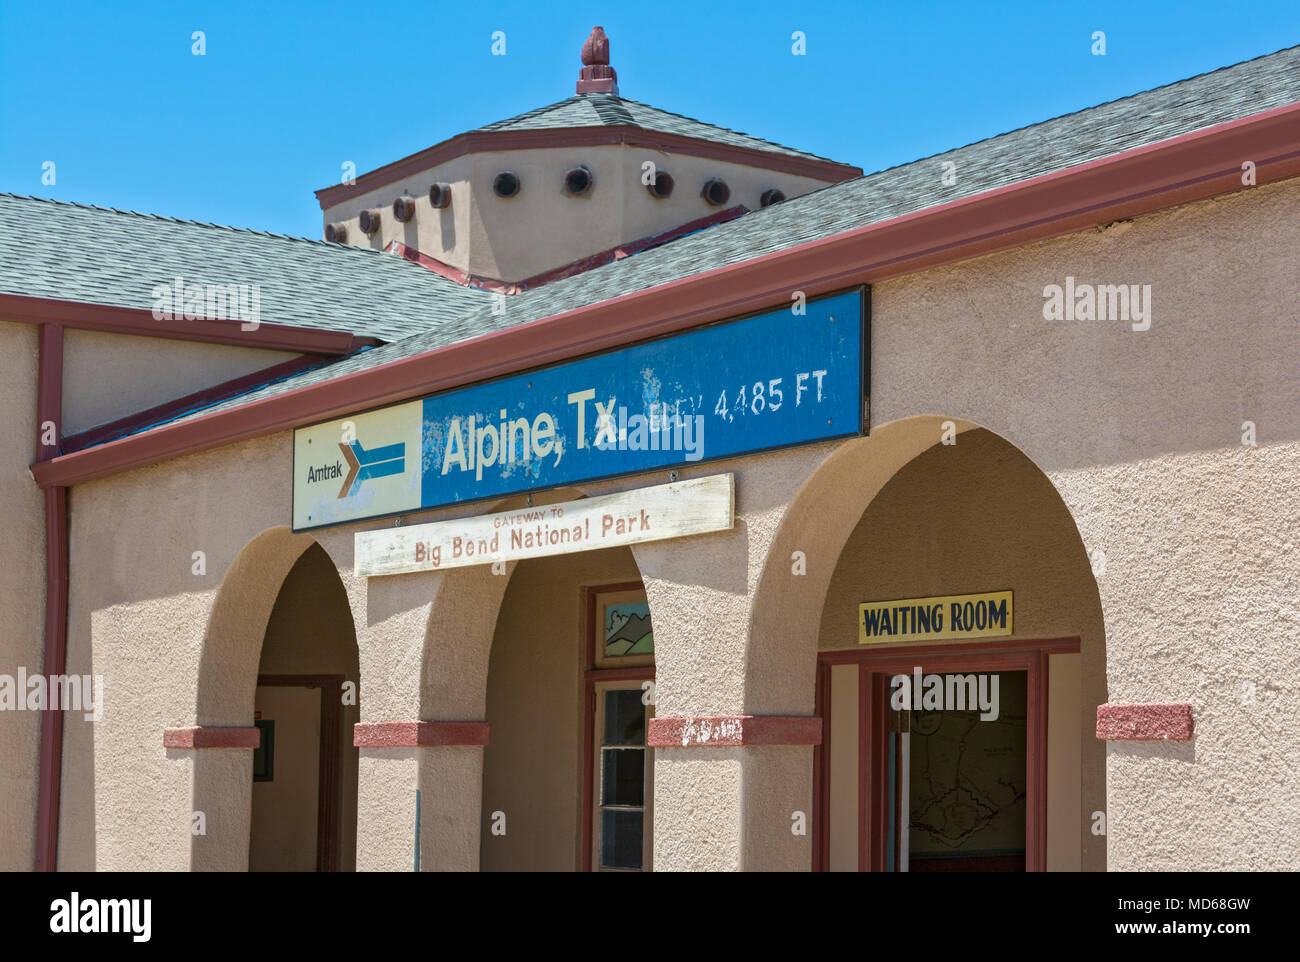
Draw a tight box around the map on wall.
[909,671,1027,858]
[605,602,654,658]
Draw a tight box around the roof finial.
[577,26,618,95]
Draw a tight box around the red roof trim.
[0,293,378,354]
[314,126,861,209]
[30,101,1300,489]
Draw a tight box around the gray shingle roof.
[475,93,850,165]
[0,193,489,341]
[17,43,1300,441]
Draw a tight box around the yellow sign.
[858,591,1013,644]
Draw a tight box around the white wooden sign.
[355,473,734,576]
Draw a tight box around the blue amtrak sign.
[292,288,866,531]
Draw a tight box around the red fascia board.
[30,101,1300,490]
[314,127,862,209]
[0,294,378,355]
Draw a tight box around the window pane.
[600,810,643,869]
[601,747,645,806]
[604,689,645,745]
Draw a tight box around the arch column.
[189,527,316,871]
[633,419,986,870]
[628,444,845,871]
[319,527,512,871]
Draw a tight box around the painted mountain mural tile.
[605,602,653,658]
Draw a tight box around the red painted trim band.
[1096,703,1194,741]
[0,294,377,355]
[647,715,822,747]
[315,126,860,208]
[28,102,1300,491]
[353,721,490,747]
[163,726,261,749]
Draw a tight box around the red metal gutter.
[315,126,861,209]
[0,294,379,355]
[34,324,66,871]
[29,100,1300,491]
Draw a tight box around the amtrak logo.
[338,439,407,498]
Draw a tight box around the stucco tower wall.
[322,144,829,282]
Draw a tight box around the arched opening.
[191,528,359,871]
[814,428,1104,871]
[478,542,652,871]
[745,417,1105,872]
[249,542,360,871]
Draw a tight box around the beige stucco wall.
[478,545,641,871]
[58,432,299,870]
[322,145,831,282]
[868,176,1300,870]
[62,329,298,435]
[52,174,1300,872]
[0,321,45,871]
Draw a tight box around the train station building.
[2,30,1297,871]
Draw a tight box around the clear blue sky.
[2,1,1296,238]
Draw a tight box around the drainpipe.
[34,322,68,871]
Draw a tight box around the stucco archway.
[189,525,316,870]
[746,416,1107,870]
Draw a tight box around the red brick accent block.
[648,715,823,748]
[163,726,260,749]
[1096,703,1194,741]
[353,721,490,748]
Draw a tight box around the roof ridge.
[0,191,436,259]
[474,95,589,131]
[470,92,848,165]
[612,96,841,163]
[586,94,636,126]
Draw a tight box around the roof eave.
[0,293,379,354]
[313,126,861,209]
